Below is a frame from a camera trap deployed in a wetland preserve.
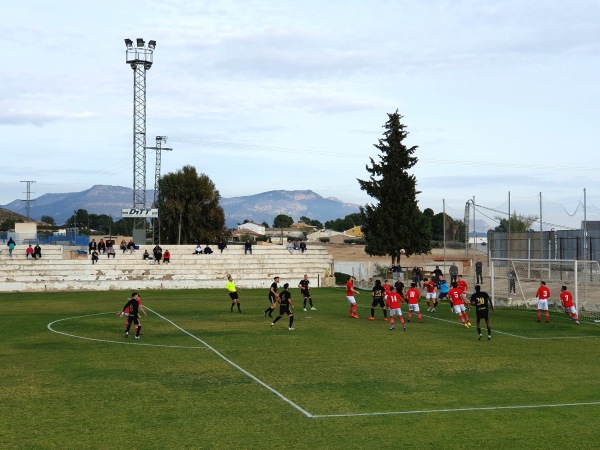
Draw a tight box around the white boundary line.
[144,307,315,418]
[47,312,207,349]
[47,308,600,419]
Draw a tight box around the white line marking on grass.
[47,312,207,350]
[145,307,315,419]
[310,401,600,418]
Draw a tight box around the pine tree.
[358,110,431,263]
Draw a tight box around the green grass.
[1,287,599,449]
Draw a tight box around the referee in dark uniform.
[470,285,494,340]
[271,283,295,330]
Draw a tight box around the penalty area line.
[145,307,314,419]
[311,401,600,418]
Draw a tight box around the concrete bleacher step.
[0,244,333,292]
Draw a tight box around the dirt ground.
[322,243,473,266]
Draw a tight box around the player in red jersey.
[421,277,437,312]
[385,286,406,331]
[449,282,471,328]
[559,285,580,325]
[405,283,422,323]
[346,276,360,318]
[535,280,551,323]
[383,279,392,294]
[456,275,469,308]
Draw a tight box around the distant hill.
[1,185,361,228]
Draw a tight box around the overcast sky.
[1,0,599,228]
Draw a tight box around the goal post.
[490,258,600,323]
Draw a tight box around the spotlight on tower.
[124,38,133,48]
[136,38,145,47]
[148,40,156,50]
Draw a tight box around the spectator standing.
[475,260,483,284]
[508,267,517,296]
[244,239,253,255]
[33,244,42,259]
[7,238,16,257]
[217,240,227,253]
[97,239,106,254]
[449,263,459,284]
[88,239,97,255]
[91,250,99,264]
[432,266,443,286]
[153,244,162,264]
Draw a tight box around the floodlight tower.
[124,37,156,236]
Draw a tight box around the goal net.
[490,258,600,323]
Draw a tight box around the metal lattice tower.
[20,180,36,221]
[124,38,156,231]
[145,136,172,244]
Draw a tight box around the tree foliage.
[494,214,537,233]
[358,110,431,263]
[157,165,226,244]
[299,216,323,229]
[324,214,362,232]
[40,215,55,226]
[273,214,294,228]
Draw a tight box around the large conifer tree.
[358,110,431,263]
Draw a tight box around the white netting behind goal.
[490,258,600,323]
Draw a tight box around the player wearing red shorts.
[405,283,422,323]
[559,285,580,325]
[449,282,471,328]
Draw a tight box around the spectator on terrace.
[120,239,127,253]
[91,250,99,264]
[195,244,203,255]
[107,245,116,258]
[299,241,307,253]
[127,239,136,254]
[143,249,150,260]
[217,240,227,253]
[88,239,97,254]
[244,239,252,255]
[203,245,213,255]
[26,245,34,259]
[97,239,106,254]
[7,238,15,257]
[33,244,42,260]
[163,249,171,263]
[153,244,162,264]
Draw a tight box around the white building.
[238,222,266,235]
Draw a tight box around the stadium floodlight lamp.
[136,38,145,47]
[124,38,133,48]
[148,40,156,50]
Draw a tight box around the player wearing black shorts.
[369,279,388,321]
[118,292,147,339]
[271,283,295,330]
[470,285,494,340]
[263,276,280,318]
[298,274,316,311]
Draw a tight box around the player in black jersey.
[271,283,295,330]
[298,274,316,311]
[118,292,147,339]
[369,279,388,321]
[470,285,494,340]
[263,276,280,318]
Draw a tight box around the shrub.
[334,272,351,285]
[319,238,330,243]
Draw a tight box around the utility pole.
[20,180,36,221]
[124,37,156,244]
[145,136,172,244]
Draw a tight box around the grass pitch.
[1,287,599,449]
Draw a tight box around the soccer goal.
[490,258,600,323]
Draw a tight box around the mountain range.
[1,185,361,228]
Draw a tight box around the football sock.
[136,325,142,336]
[370,308,375,317]
[383,309,388,319]
[426,300,431,308]
[125,325,131,333]
[573,313,579,321]
[272,316,281,324]
[237,303,241,312]
[400,317,405,326]
[545,311,550,321]
[231,302,235,311]
[408,312,413,321]
[537,310,541,321]
[390,317,395,326]
[309,298,313,307]
[417,312,422,323]
[463,312,469,322]
[135,325,139,334]
[289,316,294,327]
[477,327,482,335]
[304,299,307,308]
[487,327,491,336]
[459,314,466,324]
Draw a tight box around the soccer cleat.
[464,323,469,328]
[135,335,140,339]
[288,327,295,331]
[353,315,359,319]
[263,311,267,317]
[368,317,375,321]
[488,335,492,340]
[383,318,388,322]
[271,323,275,326]
[403,326,407,331]
[311,307,317,311]
[125,332,128,338]
[478,334,482,340]
[303,308,307,311]
[431,308,436,312]
[427,307,431,312]
[390,326,395,330]
[576,321,580,325]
